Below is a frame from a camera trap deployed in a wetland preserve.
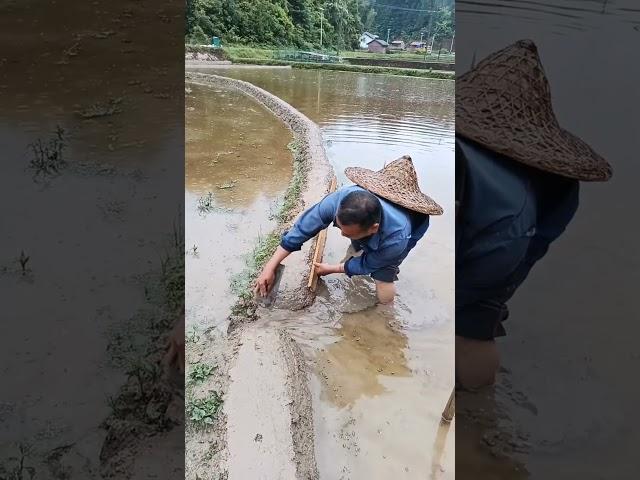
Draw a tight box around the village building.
[407,41,427,52]
[389,40,406,51]
[358,32,378,49]
[367,38,389,53]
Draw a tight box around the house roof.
[409,41,425,46]
[390,40,404,44]
[369,38,388,46]
[362,32,378,38]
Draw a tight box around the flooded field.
[1,0,184,476]
[455,1,640,478]
[185,83,293,330]
[186,68,455,478]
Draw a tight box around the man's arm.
[279,190,341,252]
[343,236,408,277]
[255,191,341,297]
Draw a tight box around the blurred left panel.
[0,1,185,478]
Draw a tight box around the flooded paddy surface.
[1,1,184,476]
[186,68,455,478]
[185,83,292,330]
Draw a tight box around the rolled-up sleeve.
[280,191,341,252]
[344,235,408,276]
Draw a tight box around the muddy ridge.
[185,72,334,310]
[278,329,319,479]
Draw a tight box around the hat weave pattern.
[456,39,612,181]
[345,156,443,215]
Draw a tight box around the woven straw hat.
[457,39,612,181]
[344,156,443,215]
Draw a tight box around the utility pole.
[387,27,390,44]
[320,7,324,49]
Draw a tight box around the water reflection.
[317,308,411,408]
[185,82,292,207]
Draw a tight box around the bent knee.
[374,280,396,304]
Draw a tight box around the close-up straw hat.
[345,156,443,215]
[456,39,612,181]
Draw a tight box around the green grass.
[187,391,224,428]
[276,139,308,223]
[230,58,454,79]
[189,363,216,383]
[341,50,455,63]
[222,45,275,60]
[230,231,281,301]
[293,62,454,79]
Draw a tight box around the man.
[255,156,443,304]
[455,40,613,388]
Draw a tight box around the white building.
[359,32,378,49]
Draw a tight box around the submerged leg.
[455,335,500,389]
[374,280,396,304]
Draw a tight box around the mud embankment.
[185,72,334,480]
[346,57,455,71]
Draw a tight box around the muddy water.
[1,0,184,475]
[190,68,455,479]
[455,2,640,478]
[185,83,292,330]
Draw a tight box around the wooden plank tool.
[307,175,337,291]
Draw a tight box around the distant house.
[407,41,427,52]
[367,38,388,53]
[389,40,406,51]
[359,32,378,49]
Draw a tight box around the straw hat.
[457,39,612,181]
[345,156,443,215]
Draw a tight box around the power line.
[372,3,440,13]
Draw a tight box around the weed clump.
[28,125,67,179]
[187,392,223,427]
[189,363,216,383]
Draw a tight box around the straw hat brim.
[456,39,612,182]
[345,166,443,216]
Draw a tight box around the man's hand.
[313,262,344,276]
[254,265,276,297]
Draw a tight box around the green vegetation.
[229,57,453,79]
[341,49,455,64]
[189,362,217,383]
[364,0,454,42]
[223,45,276,60]
[187,0,362,50]
[187,391,224,427]
[277,139,308,223]
[230,231,281,303]
[186,0,454,52]
[292,61,453,78]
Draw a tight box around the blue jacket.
[456,137,579,339]
[281,185,429,277]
